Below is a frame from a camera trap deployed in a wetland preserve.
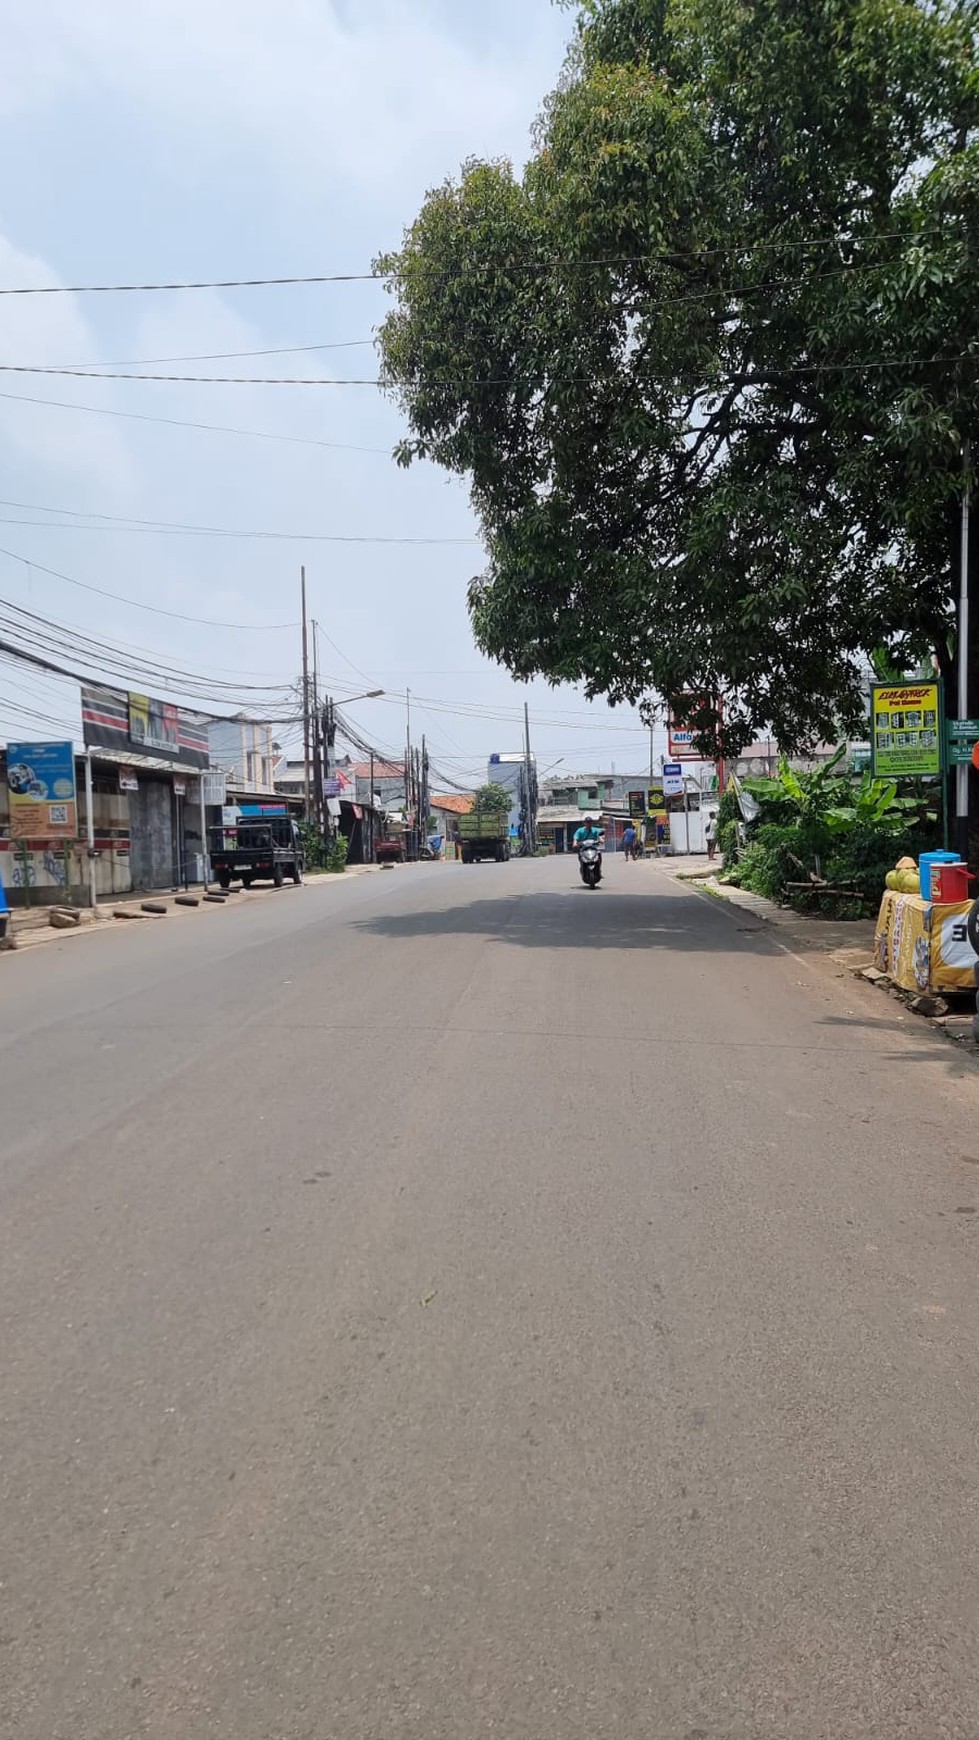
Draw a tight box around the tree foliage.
[473,781,513,812]
[378,0,979,753]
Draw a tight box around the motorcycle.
[578,840,603,889]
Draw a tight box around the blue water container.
[919,850,959,900]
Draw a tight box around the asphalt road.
[3,856,979,1739]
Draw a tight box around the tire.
[968,899,979,959]
[291,862,303,885]
[241,875,253,889]
[217,870,231,890]
[273,864,284,889]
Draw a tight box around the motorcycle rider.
[573,816,604,853]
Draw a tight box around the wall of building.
[208,720,275,791]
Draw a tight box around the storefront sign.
[647,784,665,813]
[628,789,646,818]
[870,683,941,778]
[662,763,684,798]
[668,694,715,760]
[118,767,139,792]
[173,778,187,797]
[81,684,210,770]
[6,741,77,839]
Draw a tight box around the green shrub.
[728,822,803,901]
[325,833,349,874]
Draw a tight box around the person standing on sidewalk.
[705,810,718,861]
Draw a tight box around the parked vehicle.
[457,808,511,864]
[210,814,304,889]
[578,839,603,889]
[374,836,406,864]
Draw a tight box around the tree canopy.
[473,782,513,813]
[377,0,979,753]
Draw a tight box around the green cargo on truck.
[456,809,511,864]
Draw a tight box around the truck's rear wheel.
[241,875,253,889]
[292,863,303,885]
[273,865,284,888]
[217,870,231,890]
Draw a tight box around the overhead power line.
[0,544,298,629]
[0,387,393,454]
[0,350,970,388]
[0,232,945,296]
[0,501,479,546]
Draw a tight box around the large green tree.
[378,0,979,753]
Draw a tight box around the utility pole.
[956,441,972,864]
[311,619,324,838]
[300,566,311,820]
[323,696,337,843]
[420,735,429,846]
[523,700,536,856]
[369,748,375,863]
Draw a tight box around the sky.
[0,0,670,789]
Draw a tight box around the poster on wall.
[6,741,77,839]
[129,692,180,754]
[870,682,941,778]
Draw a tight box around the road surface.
[2,857,979,1739]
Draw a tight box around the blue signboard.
[6,740,77,839]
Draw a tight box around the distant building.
[208,718,277,794]
[349,759,405,809]
[487,752,537,839]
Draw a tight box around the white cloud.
[0,234,132,490]
[2,1,565,197]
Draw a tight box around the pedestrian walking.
[623,822,638,861]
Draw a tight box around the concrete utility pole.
[956,441,972,864]
[311,621,324,837]
[523,700,537,856]
[300,567,311,820]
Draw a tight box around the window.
[246,752,255,783]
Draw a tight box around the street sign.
[949,741,977,765]
[662,763,684,798]
[869,682,942,778]
[947,718,979,739]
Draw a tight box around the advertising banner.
[6,741,77,839]
[628,789,646,818]
[870,682,941,778]
[662,764,684,797]
[81,684,209,770]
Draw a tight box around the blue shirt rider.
[573,816,604,850]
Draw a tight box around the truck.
[456,808,511,864]
[209,812,305,889]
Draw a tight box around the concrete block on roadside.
[49,907,83,929]
[909,993,948,1019]
[859,967,888,985]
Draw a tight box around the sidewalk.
[5,863,383,951]
[653,855,979,1055]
